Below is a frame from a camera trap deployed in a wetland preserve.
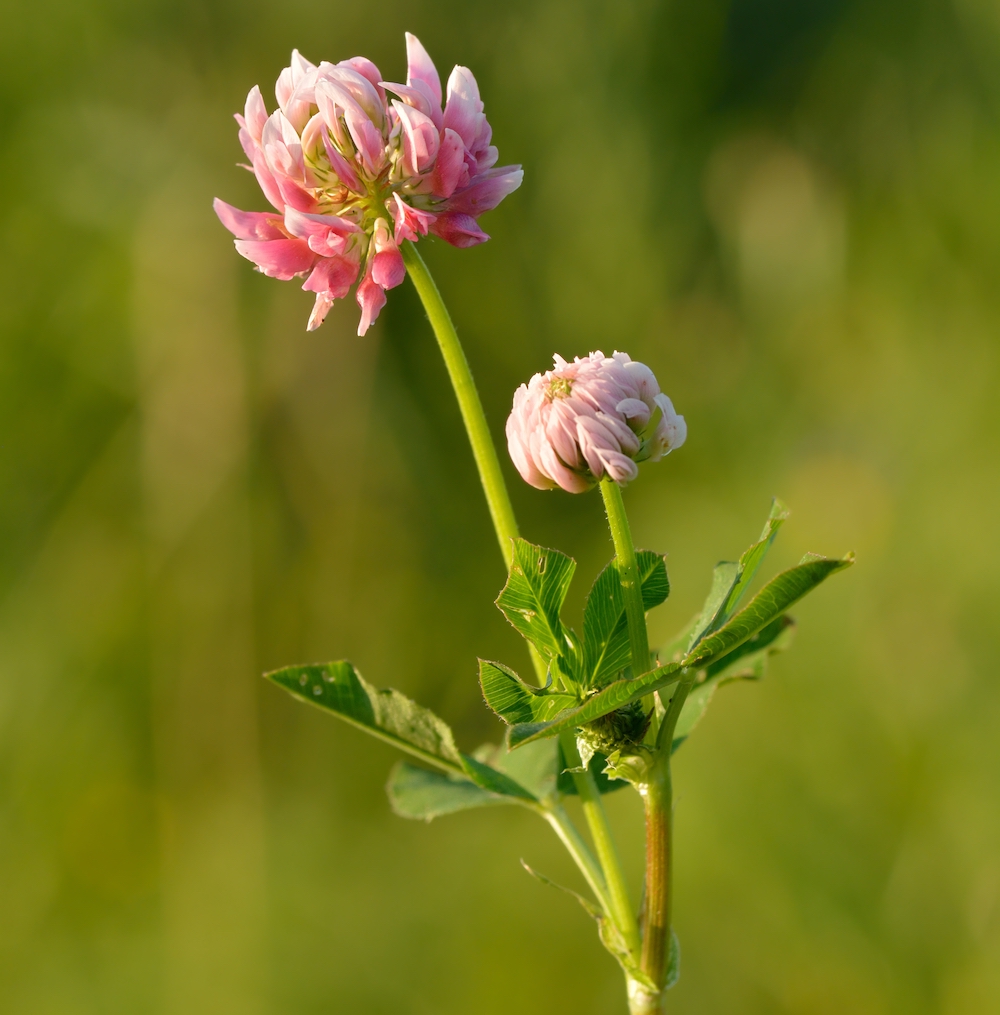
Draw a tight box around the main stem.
[401,241,519,569]
[404,243,638,960]
[599,477,681,1009]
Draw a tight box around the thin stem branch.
[560,733,641,958]
[402,241,519,570]
[539,803,613,915]
[600,479,650,676]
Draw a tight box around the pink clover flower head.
[213,33,522,336]
[505,351,687,494]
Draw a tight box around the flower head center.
[546,376,574,400]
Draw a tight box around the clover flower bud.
[214,33,522,336]
[505,351,686,493]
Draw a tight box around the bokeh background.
[2,0,999,1012]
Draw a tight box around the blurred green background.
[2,0,999,1012]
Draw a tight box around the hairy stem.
[638,670,695,997]
[639,763,671,989]
[402,241,519,570]
[599,479,650,677]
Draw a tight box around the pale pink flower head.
[505,352,687,493]
[214,33,522,336]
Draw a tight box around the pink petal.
[273,174,317,214]
[237,124,258,163]
[475,144,499,173]
[430,212,489,248]
[575,414,620,477]
[620,357,660,401]
[372,248,405,289]
[213,198,286,241]
[284,207,362,256]
[371,219,406,289]
[506,420,554,490]
[345,106,386,175]
[391,194,437,244]
[316,79,385,174]
[276,52,317,133]
[393,100,440,176]
[307,294,335,332]
[243,85,268,144]
[233,238,316,279]
[314,79,351,151]
[599,451,639,486]
[356,267,387,336]
[446,166,523,215]
[615,397,651,430]
[443,66,484,150]
[430,128,467,198]
[250,149,285,211]
[342,57,386,102]
[302,254,359,299]
[406,33,442,106]
[380,81,442,129]
[536,436,589,493]
[261,110,305,182]
[326,65,385,127]
[300,115,366,194]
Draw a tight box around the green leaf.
[686,561,740,652]
[495,539,579,667]
[685,553,854,668]
[582,551,669,687]
[459,752,536,800]
[686,499,789,651]
[509,662,682,749]
[666,930,681,990]
[479,659,578,725]
[487,738,561,800]
[672,615,795,753]
[387,763,514,821]
[266,661,463,774]
[719,498,789,621]
[704,613,796,680]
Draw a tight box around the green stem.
[404,242,638,964]
[402,241,520,570]
[638,670,695,998]
[539,803,613,915]
[599,479,650,677]
[639,762,671,992]
[560,733,641,958]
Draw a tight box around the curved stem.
[402,241,519,569]
[599,479,650,676]
[560,733,641,958]
[539,803,613,915]
[404,243,639,965]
